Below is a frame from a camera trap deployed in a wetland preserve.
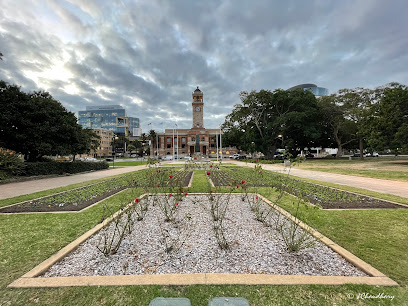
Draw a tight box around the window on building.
[202,137,205,141]
[181,137,186,142]
[192,137,195,142]
[181,144,186,148]
[167,137,171,142]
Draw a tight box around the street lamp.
[112,135,118,168]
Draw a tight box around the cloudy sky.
[1,0,407,132]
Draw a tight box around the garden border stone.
[8,193,398,288]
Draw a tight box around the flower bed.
[210,167,407,209]
[41,195,367,277]
[0,169,193,213]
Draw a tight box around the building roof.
[287,84,317,90]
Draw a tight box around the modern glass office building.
[78,105,140,135]
[288,84,328,97]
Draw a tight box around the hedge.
[23,161,109,176]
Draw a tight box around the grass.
[108,161,145,167]
[0,168,407,305]
[293,177,408,206]
[296,157,408,181]
[302,168,408,181]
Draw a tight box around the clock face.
[195,106,201,111]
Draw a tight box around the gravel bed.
[42,195,367,277]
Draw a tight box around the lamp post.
[112,135,118,168]
[219,124,223,160]
[216,132,219,162]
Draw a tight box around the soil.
[0,187,127,213]
[210,172,407,210]
[0,171,193,214]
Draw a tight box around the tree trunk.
[266,144,276,160]
[359,136,364,160]
[334,126,342,158]
[336,144,342,158]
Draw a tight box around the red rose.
[169,175,173,179]
[157,184,160,187]
[157,169,161,173]
[236,184,239,188]
[241,180,246,184]
[210,164,213,168]
[169,193,172,197]
[134,198,140,203]
[185,192,188,196]
[207,172,211,175]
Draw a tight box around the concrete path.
[1,160,408,200]
[0,165,148,200]
[230,161,408,198]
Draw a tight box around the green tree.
[111,134,129,154]
[222,89,322,159]
[364,84,408,153]
[71,127,100,160]
[127,144,137,154]
[317,95,358,157]
[0,80,96,161]
[333,87,374,159]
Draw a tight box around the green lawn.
[0,168,407,305]
[296,157,408,181]
[108,161,145,167]
[302,167,408,181]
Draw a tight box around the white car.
[366,152,379,157]
[162,155,174,160]
[85,157,98,162]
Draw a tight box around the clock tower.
[192,86,204,129]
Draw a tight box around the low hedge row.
[23,161,109,176]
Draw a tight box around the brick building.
[150,87,237,158]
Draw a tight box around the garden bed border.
[8,193,398,288]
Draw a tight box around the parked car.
[85,157,98,162]
[105,157,113,161]
[305,153,314,158]
[366,152,379,157]
[162,155,174,160]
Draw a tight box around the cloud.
[1,0,407,132]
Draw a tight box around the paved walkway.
[0,165,148,200]
[1,161,408,200]
[230,161,408,198]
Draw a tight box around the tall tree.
[333,88,374,159]
[222,89,322,159]
[0,81,96,161]
[318,95,358,157]
[364,84,408,153]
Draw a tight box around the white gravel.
[42,195,367,277]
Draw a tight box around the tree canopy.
[222,89,322,158]
[0,80,99,161]
[364,84,408,153]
